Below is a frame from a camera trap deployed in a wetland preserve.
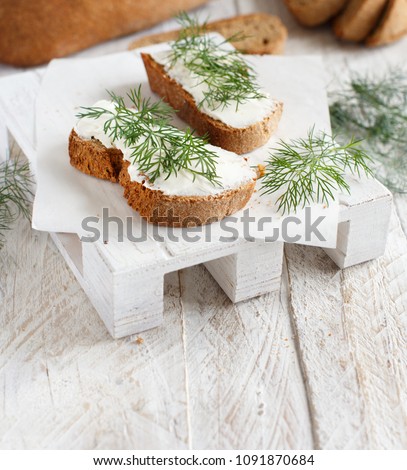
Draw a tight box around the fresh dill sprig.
[77,87,220,185]
[0,159,34,248]
[260,128,373,215]
[168,12,265,111]
[329,68,407,192]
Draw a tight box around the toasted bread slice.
[366,0,407,46]
[334,0,388,42]
[284,0,349,27]
[69,129,123,182]
[119,160,256,227]
[69,130,256,227]
[129,13,287,55]
[141,53,283,155]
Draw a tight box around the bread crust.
[69,130,123,183]
[284,0,348,27]
[366,0,407,46]
[141,53,283,155]
[69,130,256,227]
[333,0,388,42]
[119,161,256,227]
[129,13,287,55]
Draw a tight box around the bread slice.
[333,0,388,42]
[69,129,123,182]
[366,0,407,46]
[68,130,256,227]
[141,53,283,155]
[129,13,288,55]
[119,160,255,227]
[284,0,348,27]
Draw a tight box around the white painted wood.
[51,170,392,338]
[64,172,390,338]
[180,262,314,449]
[205,241,284,302]
[1,151,190,449]
[325,179,392,268]
[0,113,8,163]
[1,0,407,451]
[286,209,407,449]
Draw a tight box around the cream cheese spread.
[74,100,256,196]
[151,50,276,129]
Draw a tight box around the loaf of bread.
[129,13,287,54]
[334,0,388,42]
[141,53,283,154]
[69,130,256,227]
[366,0,407,46]
[284,0,348,26]
[0,0,208,66]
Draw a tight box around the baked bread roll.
[334,0,388,42]
[284,0,349,27]
[366,0,407,46]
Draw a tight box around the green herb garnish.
[77,87,220,185]
[168,12,265,111]
[0,158,34,248]
[260,128,373,214]
[330,68,407,192]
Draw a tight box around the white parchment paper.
[32,45,339,247]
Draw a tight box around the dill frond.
[168,12,265,111]
[260,128,373,215]
[329,68,407,192]
[0,158,34,248]
[77,87,221,185]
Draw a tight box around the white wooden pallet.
[50,175,391,338]
[0,58,393,340]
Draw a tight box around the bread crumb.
[136,337,144,345]
[257,164,266,177]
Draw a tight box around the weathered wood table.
[0,0,406,449]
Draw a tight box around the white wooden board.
[1,0,406,451]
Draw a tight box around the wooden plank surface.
[1,0,407,450]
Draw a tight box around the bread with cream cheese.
[68,129,256,227]
[119,160,255,227]
[141,52,283,154]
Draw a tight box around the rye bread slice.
[119,161,256,227]
[284,0,349,27]
[366,0,407,46]
[69,130,256,227]
[333,0,388,42]
[129,13,287,55]
[69,129,123,182]
[141,53,283,155]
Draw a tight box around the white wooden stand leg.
[82,242,164,338]
[324,189,392,269]
[204,241,284,302]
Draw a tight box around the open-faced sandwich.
[69,89,257,227]
[141,14,283,154]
